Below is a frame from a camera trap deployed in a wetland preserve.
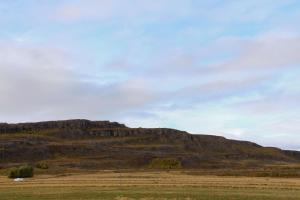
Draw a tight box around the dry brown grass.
[1,171,300,199]
[1,170,300,189]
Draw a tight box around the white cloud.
[0,41,158,122]
[218,36,300,70]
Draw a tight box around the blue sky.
[0,0,300,150]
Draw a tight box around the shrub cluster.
[36,162,49,169]
[8,165,34,179]
[148,158,182,169]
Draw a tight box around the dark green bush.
[9,168,20,179]
[19,165,34,177]
[8,165,34,178]
[36,162,49,169]
[148,158,182,169]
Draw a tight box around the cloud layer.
[0,0,300,150]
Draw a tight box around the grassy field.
[1,171,300,200]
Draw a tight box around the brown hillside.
[1,119,299,170]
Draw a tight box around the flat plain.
[1,171,300,200]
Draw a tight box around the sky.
[0,0,300,150]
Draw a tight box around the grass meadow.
[1,171,300,200]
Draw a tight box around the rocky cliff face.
[0,119,127,133]
[1,119,299,169]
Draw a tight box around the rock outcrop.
[0,119,126,133]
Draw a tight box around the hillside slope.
[1,119,299,170]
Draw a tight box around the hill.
[1,119,300,171]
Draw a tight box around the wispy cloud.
[52,0,196,23]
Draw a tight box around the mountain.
[1,119,300,171]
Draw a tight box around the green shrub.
[148,158,182,169]
[36,162,49,169]
[8,168,20,179]
[19,165,34,177]
[8,165,34,179]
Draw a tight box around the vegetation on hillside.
[148,158,182,169]
[36,162,49,169]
